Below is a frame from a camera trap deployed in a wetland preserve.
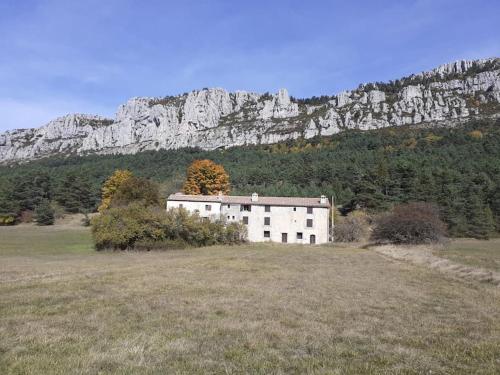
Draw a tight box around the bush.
[371,202,447,244]
[0,213,16,226]
[91,204,247,251]
[334,211,369,242]
[34,199,55,226]
[19,210,34,223]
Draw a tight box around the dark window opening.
[243,216,249,225]
[265,205,271,212]
[205,204,212,211]
[307,219,313,227]
[264,231,270,238]
[264,217,270,225]
[281,233,288,243]
[293,207,297,211]
[310,234,316,244]
[241,204,251,212]
[179,204,183,208]
[297,232,303,240]
[307,207,313,214]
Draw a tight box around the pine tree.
[466,194,495,239]
[56,173,96,213]
[34,199,55,226]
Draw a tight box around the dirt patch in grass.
[435,238,500,273]
[372,244,500,286]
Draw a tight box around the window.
[227,216,230,219]
[307,219,313,228]
[264,231,270,238]
[205,204,211,211]
[307,207,313,214]
[232,216,235,220]
[194,209,200,213]
[264,217,270,226]
[179,204,183,208]
[296,232,303,240]
[241,204,251,212]
[265,205,271,212]
[227,204,231,208]
[293,207,297,211]
[242,216,249,224]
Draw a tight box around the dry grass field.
[1,226,499,374]
[434,238,500,272]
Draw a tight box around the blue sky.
[0,0,499,131]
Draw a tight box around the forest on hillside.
[1,117,499,238]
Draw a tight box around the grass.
[0,225,93,256]
[435,238,500,272]
[0,226,499,374]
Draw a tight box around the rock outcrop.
[1,58,499,163]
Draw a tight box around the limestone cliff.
[1,58,499,162]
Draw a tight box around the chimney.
[320,195,327,204]
[251,192,258,202]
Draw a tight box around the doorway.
[310,234,316,244]
[281,233,288,243]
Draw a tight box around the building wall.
[166,200,221,219]
[167,199,330,245]
[237,204,329,244]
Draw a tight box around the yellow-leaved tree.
[98,170,134,212]
[183,160,230,195]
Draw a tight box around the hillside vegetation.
[1,118,500,238]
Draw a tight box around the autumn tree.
[183,160,230,195]
[110,176,161,208]
[98,170,133,212]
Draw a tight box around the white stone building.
[166,193,331,244]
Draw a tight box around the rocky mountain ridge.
[1,58,499,163]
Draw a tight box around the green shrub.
[34,199,55,226]
[91,205,246,251]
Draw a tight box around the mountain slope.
[1,58,499,162]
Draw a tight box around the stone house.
[166,193,331,244]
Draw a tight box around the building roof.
[167,193,331,208]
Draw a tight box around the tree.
[465,194,495,239]
[98,170,133,212]
[56,173,96,213]
[34,199,55,226]
[110,176,161,208]
[11,171,52,212]
[183,160,230,195]
[0,180,19,225]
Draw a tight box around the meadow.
[0,225,499,374]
